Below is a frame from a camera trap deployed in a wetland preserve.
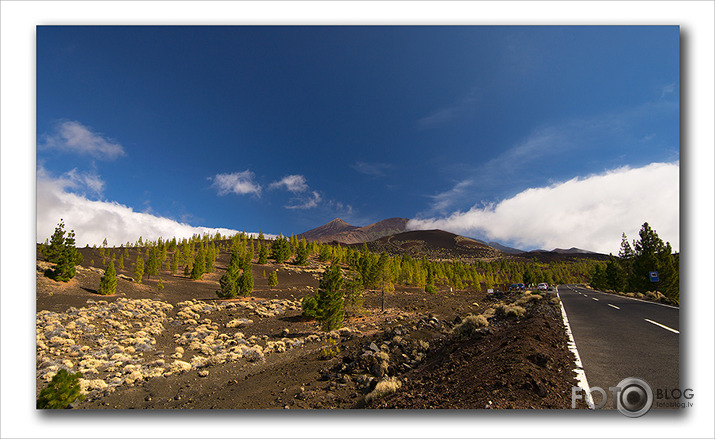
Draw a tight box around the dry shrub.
[494,303,526,319]
[515,294,542,306]
[453,314,489,338]
[364,377,402,403]
[645,291,666,301]
[482,307,496,319]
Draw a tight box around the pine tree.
[170,252,178,274]
[117,254,124,271]
[425,265,436,293]
[289,234,298,253]
[268,270,278,287]
[271,234,290,264]
[42,220,68,262]
[218,249,241,299]
[315,263,344,331]
[257,242,268,264]
[295,239,309,265]
[134,256,145,283]
[318,244,332,262]
[237,257,254,296]
[146,248,159,280]
[45,221,82,282]
[157,279,165,291]
[98,260,117,295]
[190,246,206,280]
[605,255,627,291]
[631,222,677,299]
[36,369,85,409]
[205,245,214,273]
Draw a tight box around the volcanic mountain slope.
[296,217,409,244]
[357,229,504,260]
[513,249,609,263]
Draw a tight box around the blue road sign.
[650,271,659,282]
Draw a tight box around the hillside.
[36,240,585,410]
[356,229,503,261]
[513,249,609,263]
[297,217,409,244]
[295,218,358,242]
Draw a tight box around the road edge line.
[557,291,593,409]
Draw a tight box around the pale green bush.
[364,376,402,403]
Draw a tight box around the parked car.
[517,283,525,290]
[537,283,548,291]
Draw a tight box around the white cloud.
[37,171,254,247]
[351,161,392,177]
[211,170,262,196]
[418,87,479,129]
[40,120,125,160]
[425,100,678,213]
[286,191,321,210]
[44,167,105,198]
[430,179,475,213]
[269,174,308,192]
[408,162,679,254]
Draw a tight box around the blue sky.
[36,25,680,253]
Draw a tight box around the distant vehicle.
[509,284,519,291]
[517,283,525,290]
[537,283,548,291]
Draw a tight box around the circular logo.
[616,377,653,417]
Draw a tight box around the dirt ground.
[36,245,586,410]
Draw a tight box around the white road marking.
[645,319,679,334]
[557,292,593,409]
[608,304,620,310]
[592,298,599,301]
[587,289,679,310]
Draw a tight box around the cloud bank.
[38,170,250,247]
[408,162,679,254]
[40,120,126,160]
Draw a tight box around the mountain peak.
[296,217,408,244]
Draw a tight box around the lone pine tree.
[98,260,117,295]
[43,220,83,282]
[316,263,345,331]
[218,249,241,299]
[301,263,345,332]
[268,270,278,287]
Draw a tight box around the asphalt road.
[558,284,679,409]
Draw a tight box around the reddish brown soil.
[36,245,585,410]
